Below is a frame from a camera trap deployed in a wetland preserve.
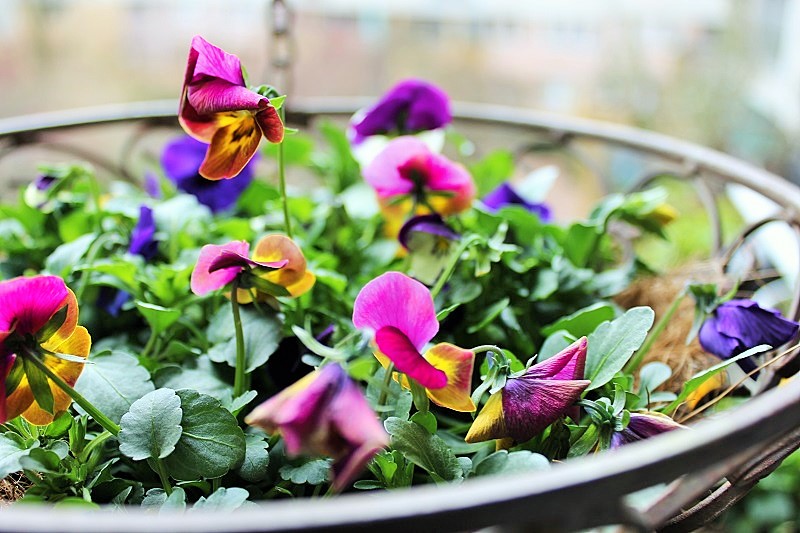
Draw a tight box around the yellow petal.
[423,343,476,412]
[200,112,261,180]
[684,372,727,410]
[253,234,309,289]
[285,270,316,297]
[41,289,78,352]
[465,392,507,443]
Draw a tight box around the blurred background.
[2,0,800,529]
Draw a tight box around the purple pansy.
[161,135,256,213]
[350,79,451,144]
[699,299,799,373]
[610,412,685,449]
[482,182,552,222]
[128,205,158,260]
[398,215,460,285]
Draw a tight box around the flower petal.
[0,276,70,338]
[362,137,425,199]
[190,241,249,295]
[129,205,158,259]
[423,343,475,412]
[41,288,79,352]
[0,354,15,423]
[252,234,309,289]
[528,337,588,381]
[502,377,590,442]
[199,112,262,180]
[352,271,438,351]
[465,392,506,443]
[186,35,245,87]
[188,80,266,117]
[374,326,446,389]
[256,106,284,144]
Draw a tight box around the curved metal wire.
[1,100,800,532]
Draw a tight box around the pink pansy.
[363,136,476,218]
[190,240,286,296]
[179,35,284,180]
[353,272,476,412]
[245,364,388,492]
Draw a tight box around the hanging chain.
[269,0,294,96]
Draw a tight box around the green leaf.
[410,412,437,435]
[541,302,616,337]
[118,388,183,461]
[563,223,600,268]
[37,306,69,344]
[135,302,182,336]
[467,298,510,334]
[469,150,514,196]
[663,344,771,414]
[154,356,232,407]
[539,330,576,361]
[472,450,550,477]
[23,356,54,414]
[384,417,463,482]
[141,487,186,513]
[44,233,97,277]
[192,487,250,512]
[236,434,270,483]
[585,307,655,391]
[163,389,246,480]
[207,306,282,372]
[638,362,672,398]
[0,433,39,479]
[279,459,331,485]
[291,325,343,360]
[74,351,155,424]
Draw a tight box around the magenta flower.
[245,364,388,491]
[350,79,451,144]
[353,272,475,412]
[466,338,590,444]
[610,412,685,449]
[179,35,283,180]
[699,299,799,373]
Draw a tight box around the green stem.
[377,363,395,411]
[25,351,119,436]
[471,345,505,356]
[79,430,113,463]
[409,380,430,415]
[140,330,159,360]
[277,106,293,239]
[154,457,173,496]
[75,233,116,303]
[429,234,481,299]
[231,277,249,398]
[211,477,221,493]
[625,292,686,373]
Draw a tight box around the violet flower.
[128,205,158,260]
[179,35,283,179]
[482,182,552,222]
[350,79,451,144]
[398,214,460,286]
[699,299,799,373]
[161,135,256,213]
[610,412,685,449]
[466,338,590,444]
[245,363,388,491]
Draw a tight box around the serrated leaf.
[279,459,331,485]
[384,417,462,482]
[0,433,39,479]
[207,306,282,372]
[118,388,183,461]
[192,487,250,512]
[74,351,155,424]
[236,434,270,483]
[473,450,550,477]
[163,389,246,480]
[585,307,655,391]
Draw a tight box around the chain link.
[269,0,294,96]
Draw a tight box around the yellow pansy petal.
[285,270,316,297]
[465,392,507,443]
[41,289,78,353]
[200,112,261,180]
[684,372,727,410]
[5,376,34,423]
[253,234,308,288]
[423,343,476,412]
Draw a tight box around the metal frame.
[1,100,800,532]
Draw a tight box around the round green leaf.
[118,388,183,461]
[163,389,246,480]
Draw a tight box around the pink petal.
[423,150,476,198]
[0,276,69,336]
[362,137,427,198]
[190,241,249,295]
[529,337,588,381]
[208,251,287,273]
[375,326,446,389]
[187,80,267,117]
[187,35,245,87]
[352,271,438,350]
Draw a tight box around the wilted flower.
[699,299,800,372]
[349,79,451,144]
[191,234,315,302]
[245,363,388,491]
[363,137,475,236]
[179,35,283,180]
[353,271,475,412]
[482,182,552,222]
[0,276,90,425]
[398,214,459,285]
[466,337,590,444]
[610,412,685,449]
[161,135,256,213]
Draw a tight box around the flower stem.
[79,430,113,463]
[471,345,505,356]
[429,234,482,300]
[625,292,685,373]
[25,351,119,436]
[277,106,293,239]
[377,363,395,411]
[154,457,173,496]
[231,277,249,398]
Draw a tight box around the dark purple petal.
[34,175,58,191]
[129,206,158,260]
[96,287,131,317]
[144,172,162,199]
[398,214,459,250]
[528,337,588,381]
[611,413,684,449]
[502,377,590,442]
[482,182,552,222]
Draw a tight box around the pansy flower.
[363,137,476,236]
[245,363,388,491]
[398,214,460,285]
[609,412,685,449]
[482,182,552,222]
[466,337,590,444]
[191,234,315,302]
[0,276,90,425]
[179,35,283,180]
[349,79,451,144]
[699,299,800,373]
[161,135,256,213]
[352,271,475,412]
